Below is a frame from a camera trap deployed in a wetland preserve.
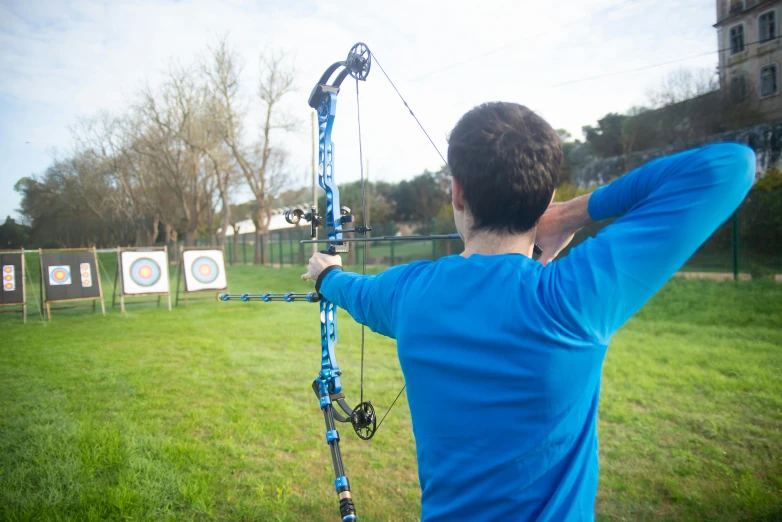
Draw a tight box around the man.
[301,102,755,521]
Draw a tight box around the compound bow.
[219,42,460,522]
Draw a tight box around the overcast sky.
[0,0,718,221]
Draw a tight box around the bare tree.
[129,65,214,246]
[206,38,295,264]
[72,113,166,246]
[647,67,719,108]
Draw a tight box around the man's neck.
[461,229,536,258]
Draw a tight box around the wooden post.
[21,248,26,324]
[175,246,183,308]
[94,247,106,316]
[38,248,49,321]
[165,244,172,311]
[113,247,120,310]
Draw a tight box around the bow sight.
[283,205,372,254]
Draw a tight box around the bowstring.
[355,54,433,433]
[355,78,367,408]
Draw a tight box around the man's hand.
[535,194,593,266]
[302,252,343,283]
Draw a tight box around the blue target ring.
[191,256,219,284]
[130,257,161,287]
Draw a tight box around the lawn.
[1,258,781,521]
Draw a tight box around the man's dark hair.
[447,102,562,234]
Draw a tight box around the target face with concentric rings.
[191,256,219,284]
[121,251,170,295]
[182,250,227,291]
[48,265,72,285]
[130,257,162,286]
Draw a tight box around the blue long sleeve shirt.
[320,143,755,521]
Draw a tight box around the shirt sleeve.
[542,143,756,344]
[319,261,429,339]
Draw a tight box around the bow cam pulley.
[346,43,371,81]
[351,401,377,440]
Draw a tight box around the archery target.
[3,265,15,292]
[182,249,227,291]
[49,265,72,286]
[0,253,24,304]
[121,251,169,295]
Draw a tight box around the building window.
[759,11,777,43]
[760,64,779,97]
[730,24,746,54]
[731,75,748,103]
[730,0,745,14]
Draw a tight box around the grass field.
[1,258,781,521]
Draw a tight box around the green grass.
[1,261,781,521]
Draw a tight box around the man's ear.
[452,177,465,211]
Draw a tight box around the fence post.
[278,232,283,267]
[389,221,396,266]
[242,234,247,265]
[431,218,437,260]
[732,210,739,282]
[260,235,265,265]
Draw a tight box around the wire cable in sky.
[409,0,648,83]
[548,34,782,88]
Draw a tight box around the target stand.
[39,247,105,321]
[112,246,172,313]
[175,246,228,308]
[1,249,27,323]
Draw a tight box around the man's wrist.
[315,265,343,292]
[565,193,594,233]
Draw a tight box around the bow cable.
[353,50,449,433]
[370,52,447,165]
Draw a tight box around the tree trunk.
[185,229,196,247]
[220,192,230,257]
[149,217,160,246]
[254,228,263,265]
[253,206,269,265]
[231,225,240,265]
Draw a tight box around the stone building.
[717,0,782,119]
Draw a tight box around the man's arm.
[542,143,755,344]
[305,259,426,339]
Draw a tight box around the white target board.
[48,265,72,286]
[182,249,227,291]
[121,251,170,295]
